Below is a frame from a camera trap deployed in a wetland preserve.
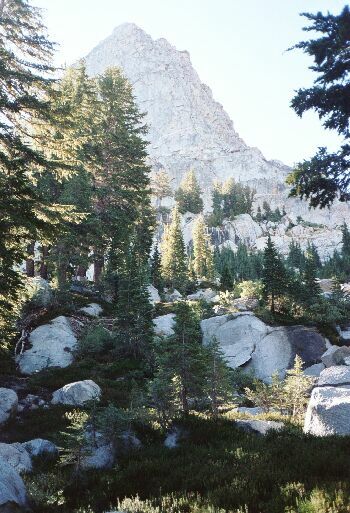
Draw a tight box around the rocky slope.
[83,23,350,256]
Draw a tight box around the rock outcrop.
[79,303,103,317]
[153,313,176,338]
[304,366,350,436]
[0,443,32,474]
[201,312,326,381]
[51,380,101,406]
[0,458,28,512]
[0,389,18,426]
[16,316,78,375]
[83,23,350,258]
[235,419,284,435]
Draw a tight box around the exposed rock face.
[153,313,176,338]
[304,366,350,436]
[201,312,326,381]
[21,439,58,459]
[84,23,289,203]
[83,23,350,258]
[187,288,218,303]
[0,389,18,426]
[51,380,101,406]
[0,443,32,474]
[321,346,350,367]
[235,419,284,435]
[304,363,325,378]
[79,303,103,317]
[147,285,161,305]
[0,458,28,512]
[16,316,77,375]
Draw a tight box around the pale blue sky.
[33,0,347,166]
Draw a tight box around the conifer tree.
[208,181,224,227]
[341,222,350,258]
[151,169,173,209]
[262,235,287,313]
[303,249,322,303]
[150,245,163,290]
[160,206,188,291]
[192,215,214,281]
[283,356,313,420]
[220,263,234,291]
[152,301,206,415]
[175,170,203,214]
[0,0,73,339]
[255,206,262,222]
[204,337,233,418]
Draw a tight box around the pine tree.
[0,0,75,340]
[150,245,163,290]
[341,222,350,258]
[220,263,234,291]
[175,170,203,214]
[204,337,233,418]
[208,181,224,227]
[287,240,305,271]
[160,206,188,291]
[262,235,287,313]
[192,215,214,281]
[153,301,206,415]
[151,169,173,209]
[303,249,322,303]
[283,356,313,420]
[255,206,262,222]
[262,201,272,221]
[60,410,89,477]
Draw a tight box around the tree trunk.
[39,246,49,280]
[26,242,35,277]
[76,265,86,280]
[93,258,104,284]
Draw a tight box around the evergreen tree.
[151,169,173,209]
[192,215,214,281]
[220,263,234,291]
[175,170,203,214]
[262,201,272,221]
[160,206,188,291]
[208,181,224,227]
[150,245,163,290]
[255,206,262,222]
[204,337,233,418]
[287,7,350,207]
[341,222,350,258]
[287,240,305,271]
[0,0,79,340]
[158,301,206,415]
[60,410,89,477]
[262,235,288,313]
[303,249,322,303]
[283,356,313,420]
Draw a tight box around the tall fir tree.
[262,235,288,313]
[204,337,233,418]
[192,215,214,281]
[0,0,75,340]
[151,169,173,209]
[175,170,203,214]
[160,206,188,292]
[150,245,163,290]
[303,249,322,303]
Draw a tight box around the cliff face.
[84,23,289,196]
[83,23,350,257]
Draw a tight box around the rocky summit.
[83,22,350,260]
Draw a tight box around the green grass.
[23,416,350,513]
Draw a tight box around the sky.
[33,0,347,166]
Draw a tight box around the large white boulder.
[16,316,78,375]
[201,313,268,368]
[187,289,218,303]
[0,443,32,474]
[79,303,103,317]
[0,388,18,426]
[318,366,350,387]
[0,458,28,512]
[147,285,161,305]
[304,386,350,436]
[51,380,101,406]
[235,419,284,435]
[153,313,176,338]
[201,313,326,382]
[82,443,114,470]
[25,276,52,307]
[321,345,350,367]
